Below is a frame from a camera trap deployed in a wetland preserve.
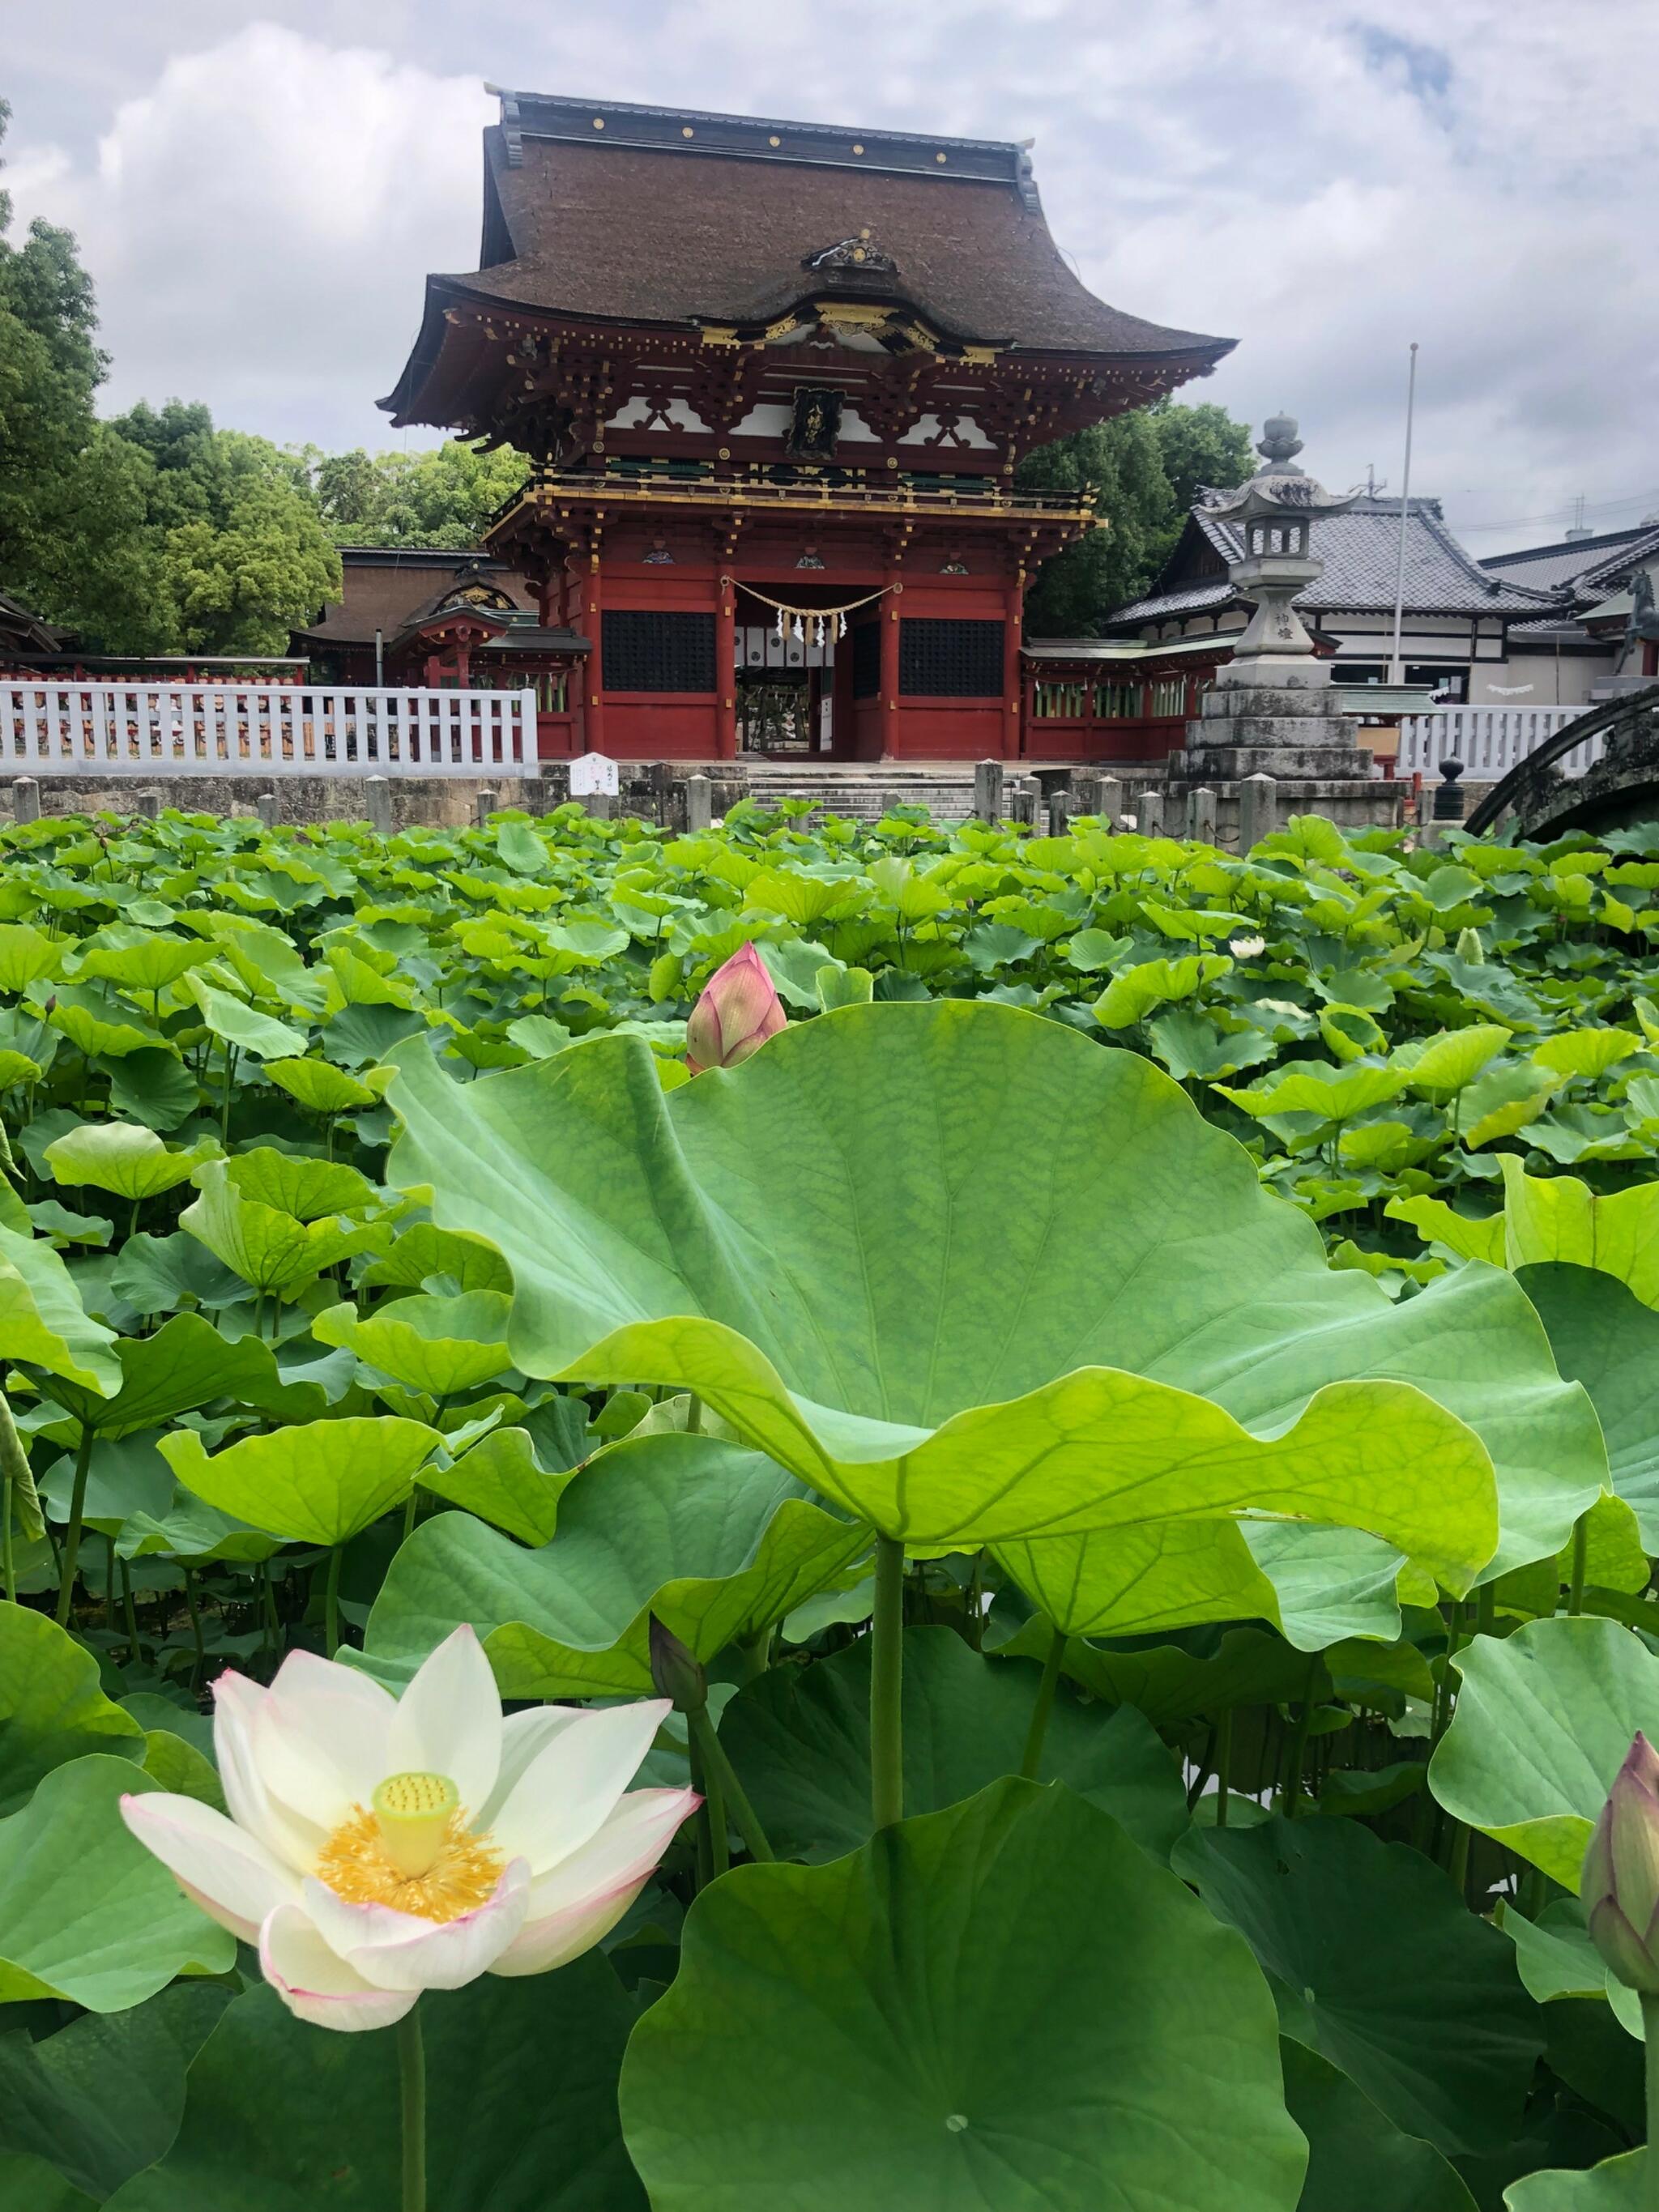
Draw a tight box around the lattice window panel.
[898,618,1005,698]
[602,612,717,693]
[850,620,882,699]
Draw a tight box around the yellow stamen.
[316,1791,505,1924]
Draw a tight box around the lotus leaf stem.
[54,1426,95,1627]
[1644,1991,1659,2209]
[324,1544,343,1658]
[689,1703,774,1864]
[1216,1707,1233,1827]
[1019,1624,1066,1782]
[397,2003,426,2212]
[1567,1516,1589,1616]
[870,1532,906,1830]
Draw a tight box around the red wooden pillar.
[1002,573,1024,758]
[715,575,738,761]
[880,573,902,761]
[583,560,605,752]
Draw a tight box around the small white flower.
[1229,935,1266,958]
[122,1628,695,2032]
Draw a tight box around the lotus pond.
[1,793,1659,2210]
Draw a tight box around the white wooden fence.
[1397,706,1603,782]
[0,684,537,778]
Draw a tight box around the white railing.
[1397,706,1603,782]
[0,684,537,778]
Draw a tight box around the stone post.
[1137,789,1165,837]
[684,774,713,832]
[255,791,279,830]
[11,777,40,825]
[133,790,161,820]
[1236,772,1277,854]
[586,791,615,823]
[1046,789,1072,837]
[974,759,1005,823]
[364,776,393,834]
[476,787,500,828]
[1185,786,1218,845]
[1420,757,1465,849]
[1007,778,1039,830]
[1095,774,1125,827]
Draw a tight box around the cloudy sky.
[4,0,1657,552]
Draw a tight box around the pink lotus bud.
[686,943,786,1073]
[1584,1732,1659,1994]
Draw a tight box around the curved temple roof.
[382,91,1233,428]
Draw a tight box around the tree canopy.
[1019,400,1256,637]
[302,441,530,549]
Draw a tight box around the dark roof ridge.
[487,87,1034,160]
[1484,520,1659,569]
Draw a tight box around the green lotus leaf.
[1387,1194,1505,1265]
[366,1433,866,1698]
[44,1313,335,1436]
[261,1058,380,1115]
[104,1047,203,1133]
[43,1123,219,1204]
[994,1515,1403,1652]
[1463,1063,1563,1147]
[104,1958,642,2212]
[0,1603,144,1813]
[0,1051,41,1093]
[107,1231,244,1318]
[0,1756,235,2008]
[46,986,166,1059]
[221,1149,377,1222]
[1516,1265,1659,1549]
[183,975,308,1059]
[117,1494,282,1566]
[0,1982,228,2205]
[386,1003,1597,1580]
[419,1426,577,1545]
[620,1778,1306,2212]
[1216,1059,1405,1122]
[358,1223,513,1294]
[160,1416,437,1545]
[1093,951,1230,1026]
[71,931,209,995]
[1391,1024,1509,1095]
[0,924,62,995]
[313,1290,514,1396]
[1533,1028,1642,1080]
[1398,1166,1659,1308]
[1505,2154,1646,2210]
[1427,1615,1659,1888]
[1499,1895,1641,2039]
[723,1623,1188,1864]
[1282,2040,1477,2212]
[1175,1814,1540,2159]
[180,1159,382,1297]
[0,1225,120,1393]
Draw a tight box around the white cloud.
[6,3,1657,548]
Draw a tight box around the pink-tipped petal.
[489,1699,672,1875]
[386,1625,501,1818]
[259,1904,416,2033]
[301,1859,530,1993]
[121,1792,298,1944]
[493,1787,697,1978]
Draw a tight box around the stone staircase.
[736,761,979,825]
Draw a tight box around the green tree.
[1018,398,1254,637]
[106,404,341,654]
[308,441,530,548]
[0,100,159,647]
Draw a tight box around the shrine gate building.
[382,91,1232,764]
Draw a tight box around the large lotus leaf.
[44,1313,334,1436]
[0,1981,228,2202]
[1516,1265,1659,1548]
[358,1222,513,1295]
[107,1231,246,1319]
[0,1603,144,1813]
[180,1159,381,1296]
[620,1778,1305,2212]
[313,1290,514,1396]
[0,1757,235,2008]
[160,1416,437,1545]
[222,1150,377,1222]
[1174,1815,1540,2159]
[1427,1615,1659,1888]
[994,1515,1402,1652]
[43,1123,218,1203]
[1392,1024,1509,1096]
[1282,2040,1477,2212]
[262,1057,379,1115]
[0,1225,120,1394]
[419,1425,578,1545]
[71,929,210,995]
[1506,2156,1646,2210]
[117,1494,283,1566]
[182,975,307,1059]
[1500,1896,1642,2039]
[1216,1059,1405,1123]
[387,1003,1594,1582]
[104,1957,644,2212]
[366,1434,867,1698]
[47,986,166,1059]
[1397,1165,1659,1306]
[996,1622,1331,1727]
[723,1623,1188,1863]
[0,924,62,993]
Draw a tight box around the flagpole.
[1387,342,1419,684]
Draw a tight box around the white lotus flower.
[121,1627,696,2032]
[1228,934,1267,958]
[1118,812,1138,831]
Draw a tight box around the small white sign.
[568,751,620,797]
